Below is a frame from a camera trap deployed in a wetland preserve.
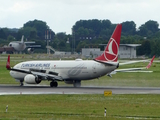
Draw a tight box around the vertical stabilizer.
[94,24,122,62]
[6,55,11,70]
[21,35,24,43]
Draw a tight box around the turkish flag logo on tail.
[95,24,122,62]
[104,38,119,61]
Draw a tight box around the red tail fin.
[95,24,122,62]
[6,55,11,70]
[146,55,155,69]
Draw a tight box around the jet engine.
[64,80,73,84]
[24,74,41,84]
[27,48,34,53]
[64,80,81,87]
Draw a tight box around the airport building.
[82,44,141,59]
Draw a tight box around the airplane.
[8,35,41,52]
[6,24,155,87]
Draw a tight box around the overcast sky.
[0,0,160,34]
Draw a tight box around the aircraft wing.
[119,60,148,65]
[24,42,35,44]
[6,55,63,81]
[110,55,155,75]
[30,71,63,81]
[26,45,41,48]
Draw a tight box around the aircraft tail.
[94,24,122,62]
[6,55,11,70]
[21,35,24,43]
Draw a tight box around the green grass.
[0,94,160,120]
[0,55,160,119]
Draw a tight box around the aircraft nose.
[10,71,15,77]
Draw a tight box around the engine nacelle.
[64,80,73,84]
[24,74,41,84]
[27,48,34,53]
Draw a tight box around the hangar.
[82,44,141,59]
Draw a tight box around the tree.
[101,20,112,30]
[7,35,15,41]
[0,29,7,39]
[23,19,55,40]
[72,19,113,41]
[30,30,37,39]
[18,27,37,39]
[138,20,159,37]
[137,40,151,55]
[121,21,136,35]
[56,32,66,40]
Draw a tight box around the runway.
[0,85,160,95]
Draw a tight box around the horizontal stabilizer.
[112,55,155,74]
[26,45,41,48]
[24,42,36,44]
[94,59,119,66]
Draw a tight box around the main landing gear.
[20,80,24,86]
[73,80,81,87]
[50,81,58,87]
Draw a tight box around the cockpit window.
[14,64,21,69]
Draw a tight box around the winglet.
[146,55,155,69]
[6,55,11,70]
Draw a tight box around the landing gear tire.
[73,80,81,87]
[50,81,58,87]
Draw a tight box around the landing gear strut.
[50,81,58,87]
[73,80,81,87]
[20,80,23,86]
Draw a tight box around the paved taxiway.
[0,85,160,95]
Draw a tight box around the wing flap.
[31,71,63,81]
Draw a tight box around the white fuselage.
[10,59,118,82]
[8,42,26,51]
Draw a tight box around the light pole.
[72,28,76,54]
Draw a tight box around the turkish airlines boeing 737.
[6,24,154,87]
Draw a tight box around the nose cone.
[10,71,15,78]
[9,70,25,81]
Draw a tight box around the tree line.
[0,19,160,56]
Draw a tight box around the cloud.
[0,0,160,34]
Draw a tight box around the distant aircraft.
[6,24,154,87]
[8,35,41,52]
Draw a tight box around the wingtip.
[6,55,11,70]
[146,55,155,69]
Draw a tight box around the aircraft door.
[53,64,56,72]
[50,64,56,72]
